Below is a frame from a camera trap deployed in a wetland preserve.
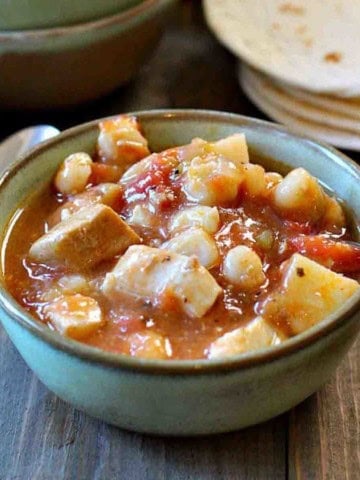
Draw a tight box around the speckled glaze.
[0,0,177,109]
[0,0,142,30]
[0,110,359,435]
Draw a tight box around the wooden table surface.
[1,3,359,479]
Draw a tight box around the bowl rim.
[1,108,360,375]
[0,0,162,39]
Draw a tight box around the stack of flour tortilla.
[204,0,360,150]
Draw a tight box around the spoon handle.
[0,125,59,176]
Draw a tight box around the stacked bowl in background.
[0,0,177,109]
[204,0,360,151]
[0,0,144,30]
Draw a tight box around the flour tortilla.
[242,64,360,133]
[204,0,360,96]
[280,83,360,120]
[239,65,360,151]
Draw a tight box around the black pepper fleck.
[296,267,305,277]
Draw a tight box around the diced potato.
[179,134,249,168]
[127,331,169,359]
[178,138,208,163]
[322,195,346,231]
[43,294,103,339]
[223,246,265,290]
[161,227,220,269]
[183,154,243,206]
[127,204,155,228]
[263,253,360,335]
[169,206,220,234]
[30,204,140,270]
[102,245,222,318]
[212,133,249,167]
[272,168,326,223]
[97,115,150,166]
[50,183,123,226]
[57,274,90,295]
[54,152,93,195]
[208,316,282,359]
[242,163,266,197]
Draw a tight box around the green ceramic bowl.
[1,110,359,435]
[0,0,176,110]
[0,0,142,30]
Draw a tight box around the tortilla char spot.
[272,22,281,31]
[279,3,305,15]
[303,37,314,48]
[323,52,342,63]
[295,25,307,35]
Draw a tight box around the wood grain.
[0,2,359,479]
[1,325,359,479]
[288,337,360,480]
[0,326,287,480]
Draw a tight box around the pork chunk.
[102,245,222,318]
[49,183,123,227]
[30,204,140,270]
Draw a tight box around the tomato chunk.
[89,163,123,185]
[124,151,179,204]
[284,220,312,235]
[289,236,360,273]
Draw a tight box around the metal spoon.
[0,125,60,176]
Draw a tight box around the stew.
[3,115,360,360]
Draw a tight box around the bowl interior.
[1,109,360,371]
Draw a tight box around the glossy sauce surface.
[4,147,355,360]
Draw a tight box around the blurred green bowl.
[0,0,177,109]
[0,0,143,30]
